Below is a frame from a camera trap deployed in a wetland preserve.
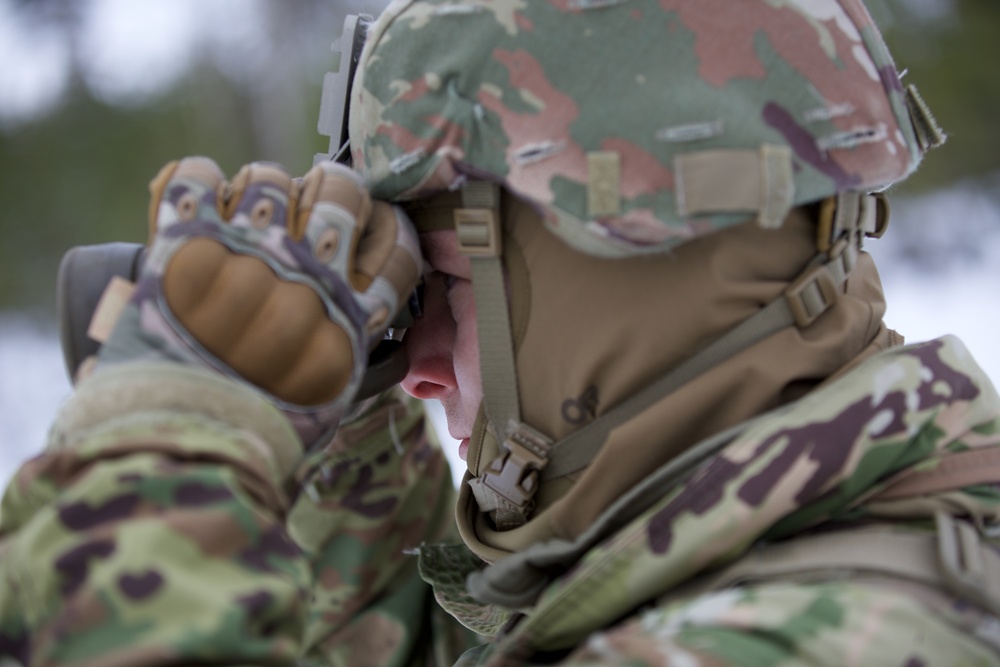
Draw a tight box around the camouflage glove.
[95,156,421,447]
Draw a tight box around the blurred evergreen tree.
[0,0,336,312]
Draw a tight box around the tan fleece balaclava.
[452,194,896,563]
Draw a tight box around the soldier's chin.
[459,438,469,461]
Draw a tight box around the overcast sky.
[0,0,263,122]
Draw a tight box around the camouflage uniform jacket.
[423,336,1000,665]
[3,335,1000,666]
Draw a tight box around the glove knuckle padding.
[153,159,398,408]
[163,239,353,406]
[100,156,420,447]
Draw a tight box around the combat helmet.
[349,0,944,581]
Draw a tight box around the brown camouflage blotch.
[341,464,399,519]
[736,392,906,508]
[236,590,276,623]
[58,493,141,531]
[763,102,862,190]
[55,538,116,597]
[602,137,676,198]
[239,525,302,574]
[647,457,744,554]
[660,0,775,87]
[47,586,113,647]
[763,10,911,184]
[117,570,164,600]
[481,49,588,202]
[173,480,236,506]
[911,339,980,405]
[0,629,29,665]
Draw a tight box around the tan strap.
[88,276,136,345]
[457,183,549,529]
[676,514,1000,617]
[456,183,522,440]
[871,446,1000,502]
[674,145,795,229]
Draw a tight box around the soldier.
[3,0,1000,665]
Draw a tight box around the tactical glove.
[94,157,421,448]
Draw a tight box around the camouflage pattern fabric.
[351,0,931,257]
[0,366,479,666]
[3,336,1000,664]
[289,388,482,666]
[421,336,1000,664]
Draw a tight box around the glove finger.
[354,201,422,337]
[296,162,420,340]
[147,156,226,243]
[294,162,372,280]
[222,162,295,231]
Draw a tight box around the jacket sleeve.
[290,385,481,666]
[0,363,476,666]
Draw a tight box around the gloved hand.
[95,156,421,448]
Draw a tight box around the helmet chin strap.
[451,182,554,530]
[453,184,888,531]
[453,181,522,436]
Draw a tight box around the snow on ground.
[2,187,998,490]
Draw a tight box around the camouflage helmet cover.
[350,0,929,257]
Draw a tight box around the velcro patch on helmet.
[587,151,621,218]
[675,145,794,229]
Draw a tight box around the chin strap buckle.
[786,191,891,329]
[816,191,889,253]
[471,423,553,530]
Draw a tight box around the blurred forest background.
[0,0,355,314]
[0,0,998,486]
